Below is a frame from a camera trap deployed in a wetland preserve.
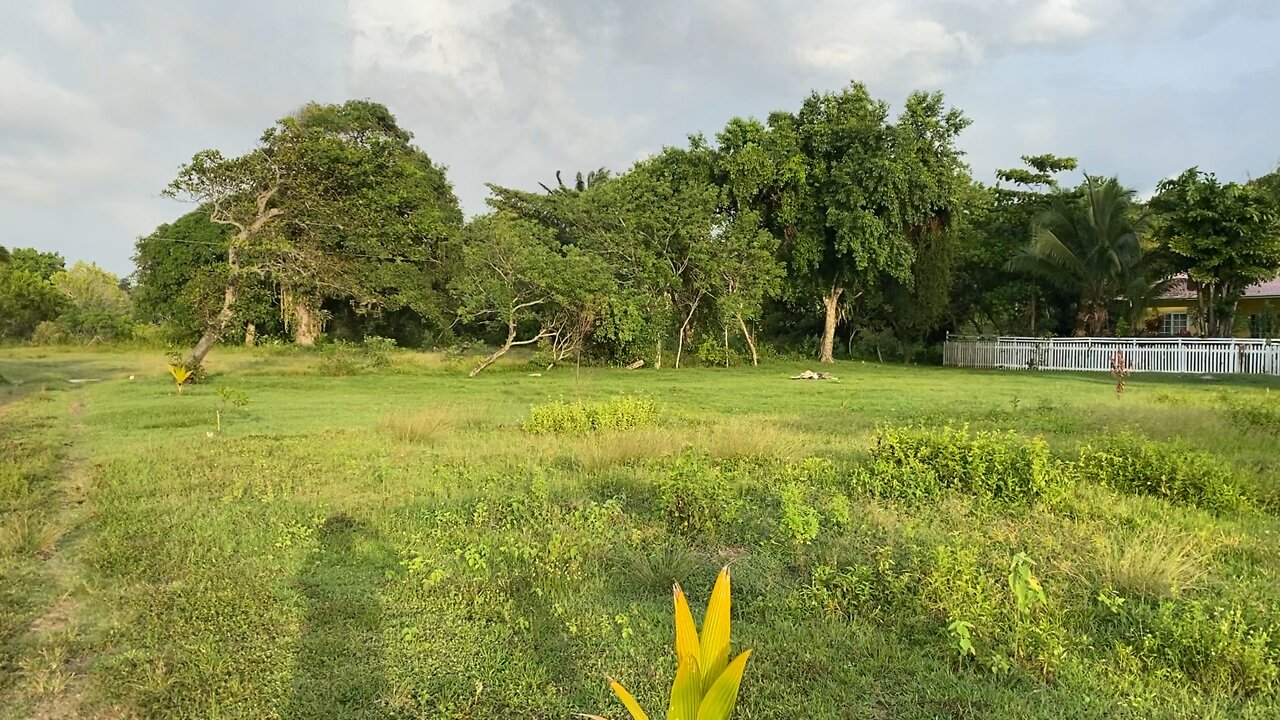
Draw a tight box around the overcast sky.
[2,0,1278,277]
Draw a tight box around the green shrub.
[867,425,1066,505]
[1130,601,1280,697]
[776,482,820,546]
[1076,432,1249,512]
[523,396,657,434]
[1219,391,1280,434]
[653,452,739,535]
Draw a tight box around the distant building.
[1151,274,1280,337]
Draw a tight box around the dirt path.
[1,393,119,720]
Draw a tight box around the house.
[1150,274,1280,337]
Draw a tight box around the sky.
[1,0,1278,277]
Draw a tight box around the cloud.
[0,55,143,203]
[0,0,1276,277]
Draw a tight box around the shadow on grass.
[286,513,394,719]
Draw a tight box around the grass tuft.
[1095,529,1209,599]
[376,407,454,443]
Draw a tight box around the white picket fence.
[943,336,1280,376]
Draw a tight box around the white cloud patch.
[0,0,1275,274]
[0,55,142,203]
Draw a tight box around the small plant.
[586,567,752,720]
[166,364,193,393]
[776,482,820,546]
[214,387,250,433]
[1110,349,1131,397]
[616,543,701,594]
[1008,552,1047,615]
[948,619,976,660]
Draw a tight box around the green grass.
[2,346,1280,718]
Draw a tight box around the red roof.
[1161,274,1280,300]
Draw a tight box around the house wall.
[1148,298,1279,337]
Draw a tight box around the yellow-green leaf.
[668,653,702,720]
[699,567,732,685]
[673,583,700,664]
[696,649,752,720]
[608,678,650,720]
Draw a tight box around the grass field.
[2,345,1280,719]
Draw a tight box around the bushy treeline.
[7,84,1280,368]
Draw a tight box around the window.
[1161,312,1188,336]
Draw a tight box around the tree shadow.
[285,513,394,719]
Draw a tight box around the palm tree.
[1008,176,1153,336]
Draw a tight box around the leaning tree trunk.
[818,285,844,364]
[187,244,242,367]
[737,314,759,367]
[674,295,701,370]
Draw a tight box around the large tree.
[165,100,461,366]
[757,84,970,363]
[1149,168,1280,337]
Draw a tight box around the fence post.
[1177,338,1185,374]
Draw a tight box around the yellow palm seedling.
[585,566,752,720]
[167,364,193,393]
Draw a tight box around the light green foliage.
[317,336,398,376]
[1076,432,1249,511]
[0,267,66,341]
[49,261,134,342]
[1008,552,1047,615]
[868,425,1066,504]
[1129,601,1280,697]
[776,482,820,546]
[1220,390,1280,434]
[523,395,657,434]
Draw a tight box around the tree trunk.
[818,285,843,364]
[470,325,517,377]
[293,296,323,346]
[737,314,759,367]
[655,339,662,370]
[244,322,256,347]
[187,243,242,367]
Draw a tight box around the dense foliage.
[7,87,1278,363]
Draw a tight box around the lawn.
[2,346,1280,719]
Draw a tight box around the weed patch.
[1076,432,1249,511]
[523,395,658,434]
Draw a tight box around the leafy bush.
[1220,391,1280,434]
[30,320,69,345]
[317,337,397,376]
[694,334,742,367]
[523,395,657,434]
[867,425,1066,505]
[776,482,820,546]
[653,452,740,535]
[1129,601,1280,697]
[1076,432,1249,512]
